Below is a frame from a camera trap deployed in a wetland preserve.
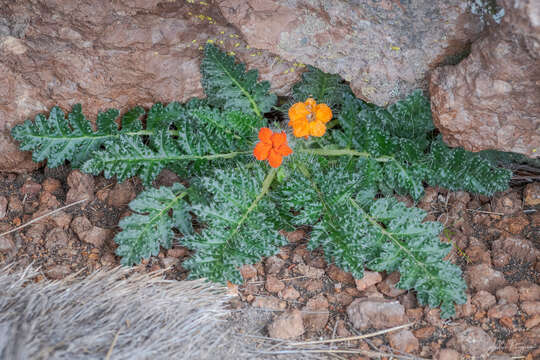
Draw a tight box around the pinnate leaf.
[115,183,192,265]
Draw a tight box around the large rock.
[430,0,540,158]
[217,0,484,106]
[0,0,299,173]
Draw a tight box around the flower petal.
[308,120,326,137]
[315,103,333,123]
[292,120,310,138]
[258,127,273,143]
[268,149,283,168]
[276,143,293,156]
[253,141,271,160]
[305,98,317,110]
[270,131,287,147]
[288,102,309,125]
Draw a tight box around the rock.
[282,229,305,243]
[107,181,137,207]
[387,329,419,354]
[524,182,540,206]
[296,263,324,279]
[378,271,407,297]
[279,286,300,300]
[495,215,530,235]
[0,0,299,173]
[399,292,418,310]
[505,330,540,355]
[265,256,284,275]
[299,279,323,293]
[521,301,540,316]
[240,264,257,280]
[50,211,72,230]
[335,293,353,306]
[455,294,475,318]
[406,308,424,322]
[466,264,507,292]
[425,308,443,327]
[0,196,7,219]
[355,270,382,291]
[268,309,304,339]
[472,291,497,310]
[252,296,286,311]
[487,304,518,319]
[167,247,188,258]
[66,170,95,204]
[430,0,540,157]
[336,320,351,337]
[524,314,540,329]
[44,228,69,250]
[217,0,484,106]
[492,250,511,267]
[25,224,46,242]
[519,283,540,302]
[0,235,15,253]
[413,326,435,340]
[327,264,355,285]
[302,294,329,331]
[21,180,42,196]
[42,178,62,194]
[161,257,179,268]
[71,215,110,248]
[496,286,519,304]
[46,264,71,279]
[451,326,496,356]
[492,237,540,264]
[346,298,406,330]
[265,275,285,293]
[8,195,22,214]
[436,349,460,360]
[493,192,523,216]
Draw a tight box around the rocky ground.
[0,166,538,359]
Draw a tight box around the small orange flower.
[288,98,332,138]
[253,128,293,168]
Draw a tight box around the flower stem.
[297,148,392,162]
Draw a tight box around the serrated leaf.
[427,139,512,196]
[201,44,276,118]
[115,183,191,265]
[11,105,120,167]
[182,166,286,284]
[290,65,355,111]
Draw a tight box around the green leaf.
[201,44,277,118]
[115,183,191,265]
[290,65,355,110]
[182,166,286,284]
[11,104,132,168]
[427,139,512,196]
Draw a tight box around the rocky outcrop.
[430,0,540,158]
[0,0,299,173]
[217,0,484,106]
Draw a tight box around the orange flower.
[288,98,332,138]
[253,128,293,168]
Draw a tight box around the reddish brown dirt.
[0,168,538,359]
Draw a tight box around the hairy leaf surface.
[11,104,144,167]
[182,166,286,283]
[201,44,276,118]
[115,183,192,265]
[290,65,355,111]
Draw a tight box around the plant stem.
[297,148,391,162]
[226,167,278,244]
[348,198,437,284]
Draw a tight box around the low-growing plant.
[11,44,512,317]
